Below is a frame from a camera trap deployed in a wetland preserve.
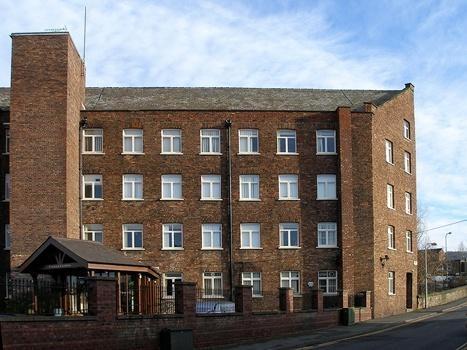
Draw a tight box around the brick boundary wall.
[0,278,355,349]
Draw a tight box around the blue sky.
[1,0,466,250]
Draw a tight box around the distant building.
[0,31,417,318]
[446,251,467,275]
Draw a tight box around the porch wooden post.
[32,273,38,314]
[117,272,122,314]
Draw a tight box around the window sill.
[388,293,396,296]
[2,153,9,156]
[199,153,222,156]
[316,152,337,156]
[323,293,338,296]
[201,248,223,251]
[160,152,183,155]
[253,295,263,298]
[276,152,299,156]
[121,152,145,155]
[83,152,105,155]
[240,247,263,250]
[316,246,339,249]
[121,248,145,251]
[161,248,184,251]
[404,171,412,175]
[386,161,395,166]
[200,198,223,201]
[406,250,414,254]
[316,198,338,201]
[82,198,104,201]
[387,207,396,210]
[239,199,261,202]
[160,198,184,201]
[122,199,144,201]
[387,247,396,251]
[4,248,10,251]
[237,152,260,156]
[278,246,301,250]
[405,212,413,216]
[278,198,300,201]
[2,200,10,202]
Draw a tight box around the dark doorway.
[406,272,413,309]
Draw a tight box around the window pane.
[281,231,289,246]
[326,138,335,152]
[124,138,132,152]
[124,182,132,198]
[240,138,248,152]
[173,182,182,198]
[174,232,182,247]
[279,182,288,197]
[212,182,221,198]
[213,231,221,247]
[290,231,298,246]
[252,231,260,247]
[125,232,132,248]
[251,137,258,152]
[162,138,171,152]
[84,184,92,198]
[202,231,211,247]
[279,138,286,152]
[85,138,93,152]
[201,138,210,152]
[288,138,296,152]
[241,231,250,247]
[95,137,103,152]
[134,231,142,247]
[173,138,181,152]
[134,138,143,153]
[290,183,298,198]
[212,138,220,153]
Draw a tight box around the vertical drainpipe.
[225,119,234,300]
[79,116,88,240]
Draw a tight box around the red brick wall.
[9,33,84,268]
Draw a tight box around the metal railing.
[196,289,234,314]
[0,277,88,316]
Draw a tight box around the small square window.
[162,224,183,249]
[122,224,143,250]
[161,175,182,200]
[318,270,338,295]
[123,129,143,154]
[317,175,337,200]
[123,174,143,200]
[239,129,259,154]
[279,223,299,248]
[278,175,299,200]
[242,272,262,297]
[280,271,300,294]
[239,175,260,200]
[316,130,336,154]
[83,224,103,243]
[277,130,297,154]
[200,129,221,154]
[201,175,221,200]
[162,129,182,154]
[83,175,103,200]
[317,222,337,248]
[202,224,222,249]
[83,129,103,153]
[240,223,261,249]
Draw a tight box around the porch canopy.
[19,236,159,278]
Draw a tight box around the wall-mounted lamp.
[380,254,390,267]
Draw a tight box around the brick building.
[0,31,417,318]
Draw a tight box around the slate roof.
[0,86,405,112]
[446,251,467,261]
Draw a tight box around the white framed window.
[161,175,182,200]
[280,271,300,294]
[387,184,394,209]
[4,173,10,201]
[162,224,183,250]
[318,271,338,295]
[388,271,395,295]
[83,175,103,200]
[122,224,143,250]
[388,225,395,249]
[83,129,103,154]
[122,174,143,200]
[161,129,182,154]
[242,272,262,297]
[316,130,336,154]
[4,224,10,250]
[405,192,412,214]
[203,272,223,297]
[277,130,297,154]
[385,140,394,164]
[83,224,103,243]
[278,175,299,200]
[239,129,259,154]
[404,151,412,174]
[239,175,259,200]
[403,120,411,140]
[317,222,337,248]
[317,175,337,200]
[4,127,10,154]
[202,224,222,249]
[123,129,143,154]
[163,272,182,298]
[279,223,299,248]
[201,175,221,200]
[406,231,413,252]
[200,129,221,154]
[240,223,261,249]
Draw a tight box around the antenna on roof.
[83,5,87,63]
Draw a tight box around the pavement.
[223,298,467,350]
